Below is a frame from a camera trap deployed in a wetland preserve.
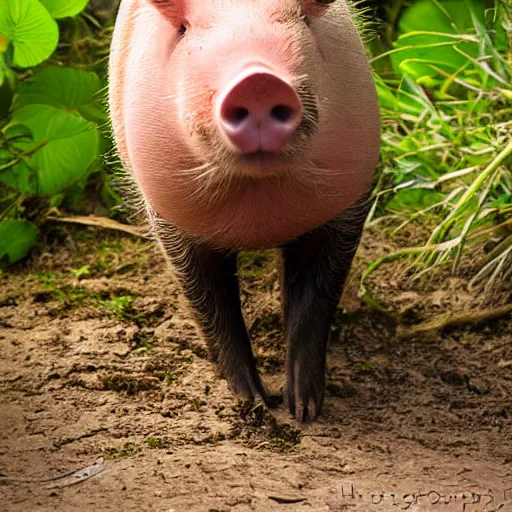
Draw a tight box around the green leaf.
[391,0,486,82]
[0,160,38,195]
[39,0,89,19]
[0,0,59,68]
[375,76,426,116]
[10,104,100,196]
[13,66,108,123]
[386,188,446,212]
[399,0,483,35]
[0,149,12,163]
[2,122,33,142]
[0,219,39,266]
[374,76,399,110]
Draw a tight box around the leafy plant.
[364,0,512,293]
[0,0,113,266]
[0,218,39,265]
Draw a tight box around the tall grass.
[363,0,512,294]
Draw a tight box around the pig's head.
[109,0,380,249]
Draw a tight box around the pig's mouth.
[241,150,284,164]
[236,150,296,178]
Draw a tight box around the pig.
[109,0,380,421]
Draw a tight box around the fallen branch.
[397,303,512,338]
[46,457,107,489]
[47,215,149,238]
[268,494,307,504]
[0,457,106,488]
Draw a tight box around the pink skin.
[109,0,380,250]
[218,66,303,154]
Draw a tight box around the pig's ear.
[305,0,336,4]
[304,0,336,16]
[149,0,187,24]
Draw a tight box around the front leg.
[281,195,371,422]
[152,216,266,402]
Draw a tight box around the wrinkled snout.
[217,67,302,154]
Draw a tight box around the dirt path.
[1,227,511,511]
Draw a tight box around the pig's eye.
[178,24,187,37]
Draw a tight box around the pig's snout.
[217,67,302,154]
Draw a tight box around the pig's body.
[109,0,380,421]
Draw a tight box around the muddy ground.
[0,225,511,512]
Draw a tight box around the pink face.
[109,0,380,249]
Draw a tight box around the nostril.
[270,105,294,123]
[218,68,304,154]
[225,107,249,127]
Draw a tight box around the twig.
[0,467,81,483]
[46,458,107,489]
[397,304,512,338]
[47,215,148,238]
[0,457,106,487]
[268,494,307,504]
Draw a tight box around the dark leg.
[151,215,266,402]
[280,195,371,422]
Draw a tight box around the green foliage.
[99,295,143,323]
[39,0,90,19]
[13,66,107,122]
[0,0,58,69]
[390,0,487,85]
[0,218,39,265]
[146,437,164,448]
[69,264,90,279]
[0,0,509,295]
[367,0,512,292]
[0,0,114,265]
[7,105,100,195]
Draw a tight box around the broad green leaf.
[13,66,108,123]
[2,122,33,142]
[0,219,39,265]
[0,124,36,194]
[0,160,38,195]
[391,0,486,82]
[386,188,446,212]
[39,0,89,19]
[399,0,484,35]
[10,104,100,196]
[0,0,58,68]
